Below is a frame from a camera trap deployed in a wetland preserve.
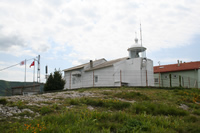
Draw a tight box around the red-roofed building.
[154,61,200,88]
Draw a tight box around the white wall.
[113,57,154,86]
[64,57,154,89]
[92,66,116,87]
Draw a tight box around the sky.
[0,0,200,83]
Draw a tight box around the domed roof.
[127,37,146,52]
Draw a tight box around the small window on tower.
[95,76,98,83]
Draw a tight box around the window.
[164,75,168,79]
[154,78,159,83]
[95,75,98,83]
[72,77,76,84]
[173,74,178,79]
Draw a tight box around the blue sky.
[0,0,200,82]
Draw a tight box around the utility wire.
[0,58,35,71]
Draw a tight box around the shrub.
[69,98,81,105]
[0,98,7,105]
[44,69,65,91]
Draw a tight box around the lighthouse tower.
[127,37,146,59]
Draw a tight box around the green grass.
[1,87,200,133]
[40,106,53,115]
[129,102,188,116]
[82,98,131,110]
[114,91,150,101]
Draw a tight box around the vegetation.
[44,69,65,91]
[0,87,200,133]
[0,98,7,105]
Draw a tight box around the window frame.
[154,78,159,83]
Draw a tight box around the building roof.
[154,61,200,73]
[63,57,128,72]
[85,57,128,71]
[63,62,89,72]
[63,58,106,72]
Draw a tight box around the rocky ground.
[0,90,137,120]
[0,91,98,120]
[1,89,190,121]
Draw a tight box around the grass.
[114,91,150,101]
[40,106,53,115]
[129,101,188,116]
[82,98,131,110]
[0,87,200,133]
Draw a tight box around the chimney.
[177,60,180,66]
[90,60,93,68]
[45,65,48,74]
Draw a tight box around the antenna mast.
[37,55,40,83]
[140,23,143,47]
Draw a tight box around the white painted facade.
[63,39,154,89]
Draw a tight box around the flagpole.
[33,59,35,83]
[24,59,26,86]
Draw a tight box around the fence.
[154,74,199,88]
[64,70,154,89]
[0,82,44,96]
[11,84,43,95]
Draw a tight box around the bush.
[44,69,65,91]
[0,98,7,105]
[69,99,81,105]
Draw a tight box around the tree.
[44,69,66,91]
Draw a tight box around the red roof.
[154,61,200,73]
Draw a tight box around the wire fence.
[0,82,43,96]
[64,70,154,89]
[154,74,199,88]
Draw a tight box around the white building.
[63,38,154,89]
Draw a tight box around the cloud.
[0,34,25,51]
[0,0,200,67]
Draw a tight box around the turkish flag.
[20,61,25,66]
[30,61,35,68]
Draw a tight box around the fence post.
[69,72,71,89]
[93,70,94,87]
[169,74,172,87]
[120,70,122,87]
[159,73,161,87]
[194,80,197,88]
[188,77,190,88]
[179,75,182,87]
[146,70,148,86]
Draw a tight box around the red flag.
[20,61,25,66]
[29,61,35,68]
